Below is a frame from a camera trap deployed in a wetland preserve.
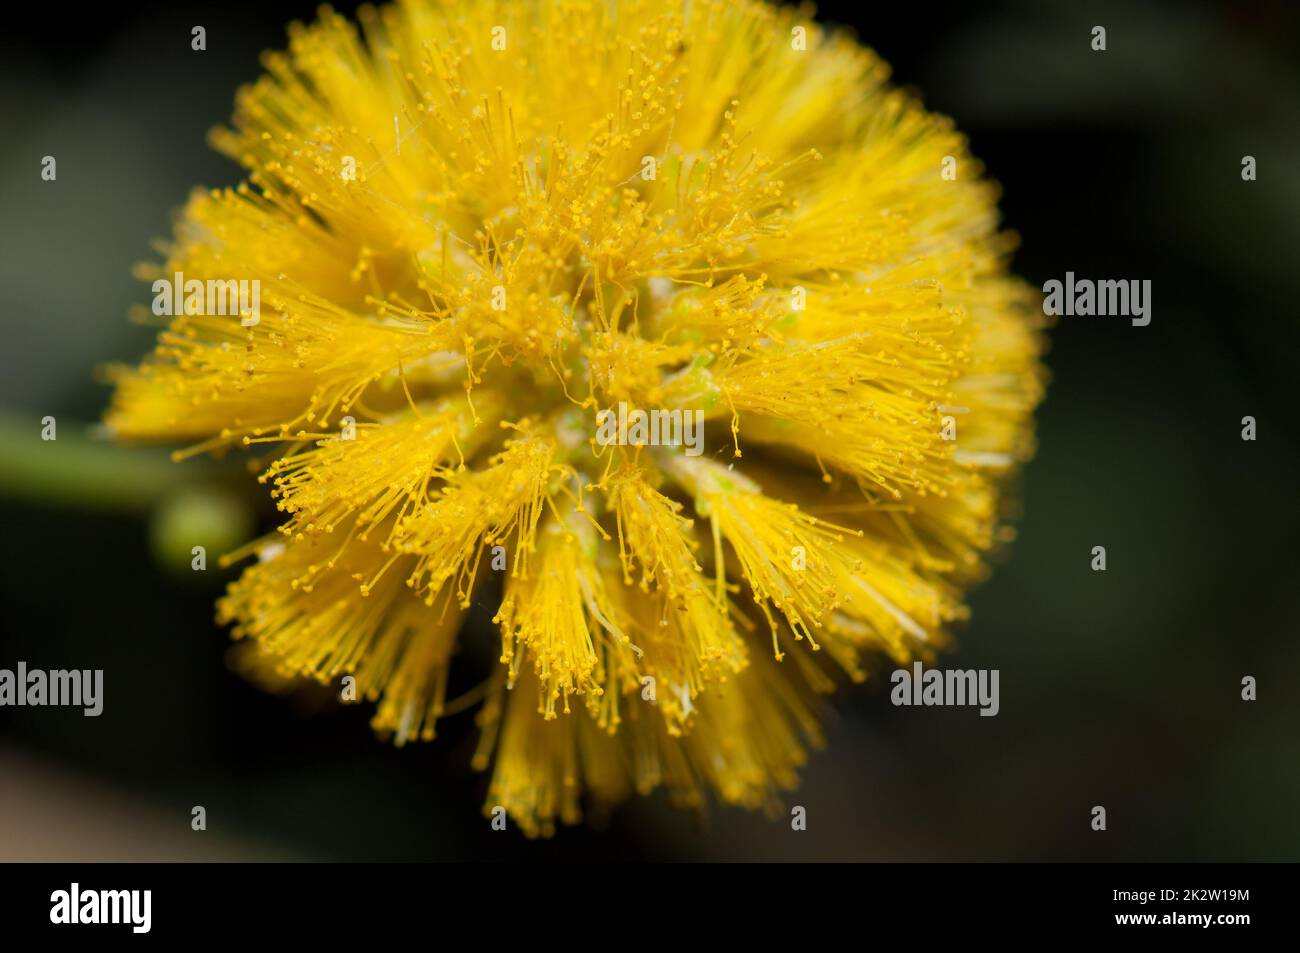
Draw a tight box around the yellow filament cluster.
[107,0,1046,836]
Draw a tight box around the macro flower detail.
[105,0,1046,837]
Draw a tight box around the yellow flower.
[105,0,1046,837]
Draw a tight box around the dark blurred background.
[1,0,1297,861]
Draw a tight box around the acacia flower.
[105,0,1046,837]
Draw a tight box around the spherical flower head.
[105,0,1046,837]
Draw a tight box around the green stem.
[0,413,200,513]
